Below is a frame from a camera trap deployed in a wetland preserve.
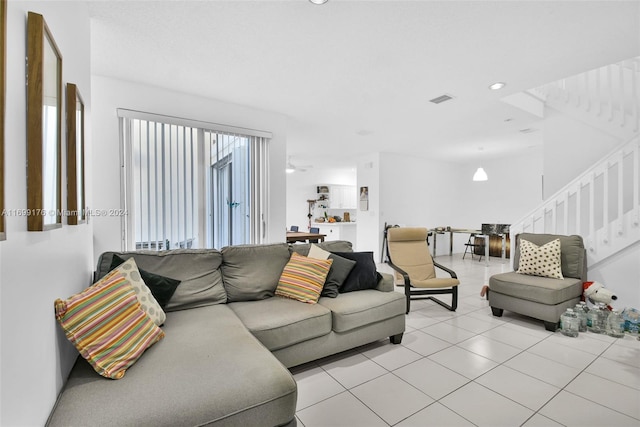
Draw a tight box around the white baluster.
[634,140,639,227]
[615,153,623,236]
[596,67,603,117]
[620,61,626,128]
[633,60,639,132]
[608,65,614,122]
[589,173,596,254]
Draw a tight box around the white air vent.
[429,94,455,104]
[519,128,538,134]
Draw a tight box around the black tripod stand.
[380,222,399,262]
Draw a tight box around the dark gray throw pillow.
[110,254,181,308]
[332,251,382,293]
[321,253,357,298]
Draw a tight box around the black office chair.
[290,225,299,232]
[309,227,320,243]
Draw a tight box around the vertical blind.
[118,109,271,251]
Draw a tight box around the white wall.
[356,153,382,259]
[375,150,543,258]
[587,243,640,309]
[543,107,622,197]
[286,166,356,231]
[91,76,288,262]
[0,2,92,425]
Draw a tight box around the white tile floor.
[291,255,640,427]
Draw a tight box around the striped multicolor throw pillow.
[54,272,165,379]
[275,252,333,303]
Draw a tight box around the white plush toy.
[583,281,617,309]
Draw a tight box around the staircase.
[511,57,640,269]
[528,57,639,141]
[510,137,639,268]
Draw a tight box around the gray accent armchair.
[489,233,587,331]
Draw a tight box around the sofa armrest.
[376,272,394,292]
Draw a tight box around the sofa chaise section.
[47,304,297,427]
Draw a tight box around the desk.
[431,227,508,266]
[431,228,481,257]
[286,232,326,243]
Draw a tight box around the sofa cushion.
[47,305,297,427]
[108,256,166,325]
[305,244,358,298]
[516,238,564,279]
[318,290,407,332]
[333,251,382,293]
[54,272,165,380]
[275,253,333,303]
[222,243,291,302]
[307,243,331,259]
[229,297,332,351]
[322,253,357,297]
[514,233,585,280]
[110,254,180,309]
[97,250,226,312]
[289,240,353,256]
[489,271,583,305]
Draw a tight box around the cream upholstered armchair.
[386,227,459,313]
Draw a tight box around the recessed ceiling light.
[489,82,506,90]
[309,0,328,4]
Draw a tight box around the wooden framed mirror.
[66,83,85,225]
[0,0,6,240]
[27,11,62,231]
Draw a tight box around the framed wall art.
[26,11,63,231]
[359,186,368,211]
[0,0,6,240]
[66,83,85,224]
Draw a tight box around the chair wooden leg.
[544,321,558,332]
[491,306,503,317]
[405,294,410,314]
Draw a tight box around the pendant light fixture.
[472,147,488,181]
[473,167,488,181]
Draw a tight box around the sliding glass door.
[119,110,270,250]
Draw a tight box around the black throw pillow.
[332,251,382,293]
[110,254,181,308]
[321,253,357,298]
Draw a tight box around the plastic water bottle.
[587,306,601,333]
[622,308,640,338]
[574,303,588,332]
[607,310,625,338]
[560,308,579,337]
[597,304,610,333]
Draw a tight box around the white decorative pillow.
[517,238,564,279]
[307,244,330,260]
[107,257,166,325]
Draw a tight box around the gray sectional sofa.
[47,240,406,427]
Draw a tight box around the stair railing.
[529,57,640,136]
[510,136,640,268]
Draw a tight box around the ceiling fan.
[285,156,313,173]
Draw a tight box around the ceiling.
[88,1,640,168]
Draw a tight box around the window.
[119,110,270,250]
